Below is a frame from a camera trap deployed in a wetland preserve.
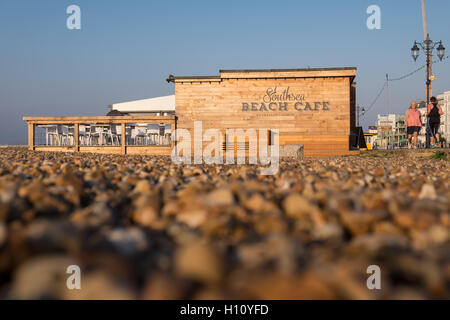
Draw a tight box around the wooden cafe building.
[23,67,358,157]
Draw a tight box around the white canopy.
[109,95,175,113]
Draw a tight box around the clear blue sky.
[1,0,450,144]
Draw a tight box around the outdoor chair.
[46,126,57,146]
[135,125,147,145]
[125,126,133,145]
[79,125,88,145]
[146,125,159,145]
[108,124,121,146]
[87,125,101,145]
[48,125,67,146]
[67,126,74,145]
[164,132,172,145]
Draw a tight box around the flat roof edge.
[219,67,357,73]
[172,76,221,80]
[168,67,357,82]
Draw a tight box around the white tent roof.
[110,95,175,113]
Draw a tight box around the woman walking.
[406,101,422,149]
[427,96,444,148]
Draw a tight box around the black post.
[356,105,360,127]
[425,35,431,149]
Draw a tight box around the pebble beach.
[0,147,449,299]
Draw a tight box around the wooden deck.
[23,116,176,155]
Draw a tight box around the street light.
[411,35,445,148]
[411,42,420,61]
[437,41,446,60]
[356,105,366,127]
[411,38,445,63]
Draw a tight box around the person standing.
[406,101,423,149]
[427,97,444,148]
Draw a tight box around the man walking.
[427,96,444,148]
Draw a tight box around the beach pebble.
[174,243,224,284]
[0,223,7,247]
[105,227,149,255]
[348,234,409,254]
[133,180,153,195]
[70,202,113,228]
[132,204,159,228]
[204,188,234,207]
[176,210,207,228]
[25,220,80,252]
[418,183,437,200]
[64,271,136,300]
[313,223,344,242]
[141,273,191,300]
[283,194,316,219]
[9,255,77,299]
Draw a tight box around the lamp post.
[411,36,445,148]
[356,105,365,127]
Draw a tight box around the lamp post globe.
[411,42,420,61]
[437,41,445,60]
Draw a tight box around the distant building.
[364,126,378,150]
[376,114,407,149]
[368,125,378,134]
[436,91,450,146]
[108,95,176,116]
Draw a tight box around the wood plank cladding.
[171,67,357,155]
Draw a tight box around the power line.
[388,65,426,81]
[362,54,449,116]
[363,82,387,114]
[388,55,449,82]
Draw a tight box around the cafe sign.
[242,86,331,112]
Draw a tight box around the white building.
[107,95,175,138]
[377,114,396,132]
[437,91,450,145]
[375,114,407,149]
[108,95,175,116]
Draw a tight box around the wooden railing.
[23,116,177,156]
